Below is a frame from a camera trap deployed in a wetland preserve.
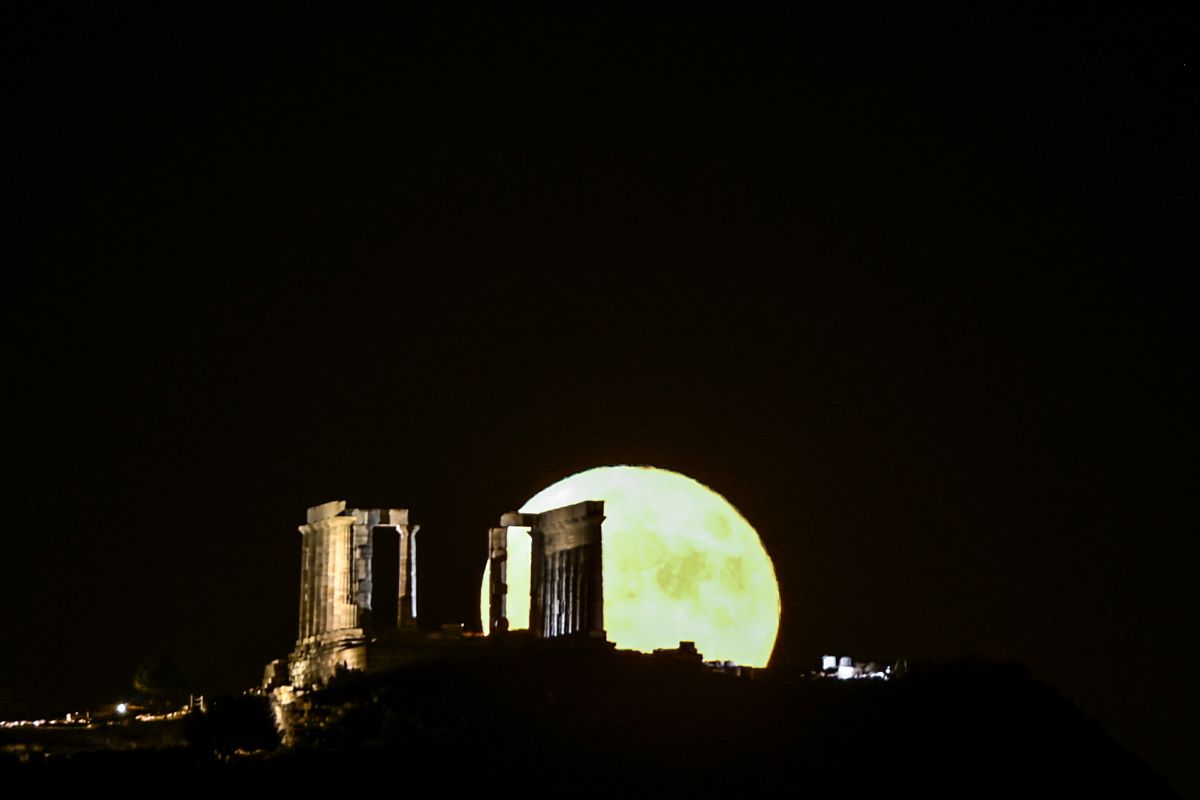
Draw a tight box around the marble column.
[393,513,419,627]
[297,524,314,639]
[488,526,508,634]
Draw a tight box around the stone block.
[307,500,347,524]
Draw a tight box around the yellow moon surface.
[480,466,780,667]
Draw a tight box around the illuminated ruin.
[487,501,606,638]
[263,498,606,698]
[263,502,419,691]
[263,468,783,702]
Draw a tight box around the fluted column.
[394,515,420,627]
[314,522,328,634]
[315,516,356,633]
[332,517,352,630]
[529,525,545,636]
[298,524,313,639]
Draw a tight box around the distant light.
[116,703,128,715]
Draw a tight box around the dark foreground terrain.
[1,645,1177,798]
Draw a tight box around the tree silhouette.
[132,655,189,710]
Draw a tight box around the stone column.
[529,525,546,636]
[407,525,417,623]
[302,501,343,640]
[318,515,356,632]
[333,516,356,630]
[391,510,419,627]
[488,527,508,634]
[297,524,313,639]
[312,523,326,636]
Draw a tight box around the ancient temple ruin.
[488,501,606,638]
[264,497,606,697]
[264,502,419,691]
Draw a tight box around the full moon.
[480,466,781,667]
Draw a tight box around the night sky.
[3,7,1194,794]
